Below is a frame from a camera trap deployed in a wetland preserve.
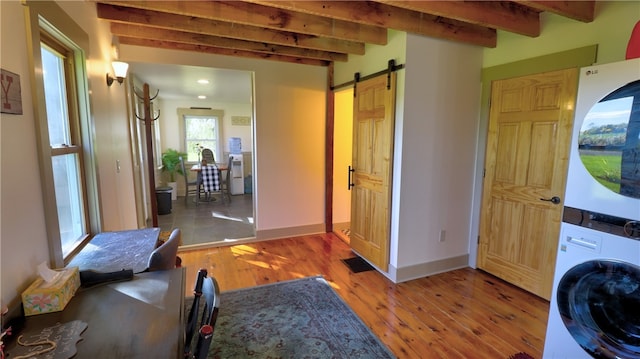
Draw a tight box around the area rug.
[508,352,535,359]
[205,276,395,358]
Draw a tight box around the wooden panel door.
[478,68,578,300]
[350,73,396,271]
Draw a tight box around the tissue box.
[21,267,80,316]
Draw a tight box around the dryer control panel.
[563,206,640,239]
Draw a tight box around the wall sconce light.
[106,61,129,86]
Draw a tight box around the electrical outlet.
[439,230,446,242]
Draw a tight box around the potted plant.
[161,148,187,200]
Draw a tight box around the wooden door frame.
[469,45,598,268]
[325,63,335,233]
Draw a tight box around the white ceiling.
[127,62,253,104]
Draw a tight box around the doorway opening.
[126,63,256,246]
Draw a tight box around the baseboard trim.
[390,254,470,283]
[255,223,326,241]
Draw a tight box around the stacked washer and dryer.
[543,59,640,358]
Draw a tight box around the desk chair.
[180,156,202,205]
[147,228,181,271]
[185,268,220,359]
[201,148,215,165]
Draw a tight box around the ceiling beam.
[514,1,595,22]
[372,1,540,37]
[97,4,365,55]
[99,1,388,45]
[248,0,497,48]
[119,37,330,67]
[110,23,348,62]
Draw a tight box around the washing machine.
[543,58,640,358]
[543,209,640,358]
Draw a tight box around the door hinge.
[482,168,486,178]
[477,235,480,244]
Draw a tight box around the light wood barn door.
[478,68,578,300]
[350,73,396,272]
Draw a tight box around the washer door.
[557,260,640,358]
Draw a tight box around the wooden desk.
[6,268,185,359]
[67,228,160,273]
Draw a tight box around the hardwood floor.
[178,233,549,359]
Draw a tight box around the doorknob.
[348,166,355,190]
[540,196,561,204]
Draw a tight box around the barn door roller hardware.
[332,59,404,92]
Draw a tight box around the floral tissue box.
[21,267,80,316]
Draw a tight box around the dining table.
[5,268,186,359]
[66,228,160,273]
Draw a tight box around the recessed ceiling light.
[197,79,209,84]
[198,95,207,99]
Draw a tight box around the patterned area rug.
[508,352,535,359]
[202,276,395,358]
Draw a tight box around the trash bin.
[156,186,172,215]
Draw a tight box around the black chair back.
[185,268,220,359]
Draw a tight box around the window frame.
[25,2,100,268]
[178,108,224,163]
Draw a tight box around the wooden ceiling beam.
[248,0,496,48]
[97,4,364,55]
[98,1,388,45]
[110,23,348,62]
[372,1,540,37]
[119,36,330,66]
[514,1,595,23]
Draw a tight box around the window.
[26,3,98,267]
[179,108,224,163]
[41,41,88,257]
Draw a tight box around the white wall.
[157,99,253,155]
[484,1,640,67]
[1,0,136,307]
[334,31,482,282]
[1,0,48,309]
[120,46,328,234]
[396,35,482,280]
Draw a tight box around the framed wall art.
[1,68,23,115]
[231,116,251,126]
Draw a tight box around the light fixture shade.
[112,61,129,78]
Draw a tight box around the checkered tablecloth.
[200,165,221,192]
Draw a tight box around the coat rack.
[135,83,160,227]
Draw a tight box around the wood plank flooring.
[178,233,549,359]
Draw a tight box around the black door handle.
[348,166,355,190]
[540,196,561,204]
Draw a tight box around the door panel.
[350,73,396,271]
[478,68,578,300]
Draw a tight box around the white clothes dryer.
[543,209,640,358]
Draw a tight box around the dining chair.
[200,164,226,204]
[185,268,220,359]
[201,148,215,165]
[221,155,232,203]
[147,228,181,271]
[180,156,202,205]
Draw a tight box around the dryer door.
[557,259,640,358]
